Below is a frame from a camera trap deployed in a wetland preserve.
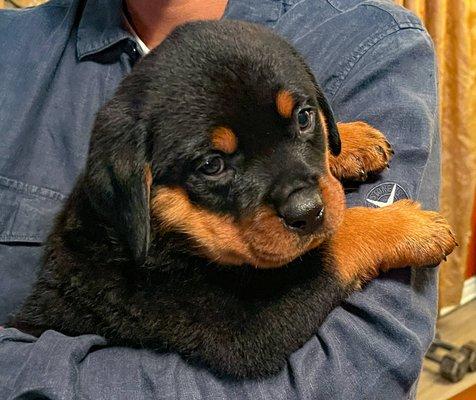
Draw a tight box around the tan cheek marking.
[151,187,251,264]
[241,206,307,266]
[211,127,238,154]
[319,174,345,233]
[307,173,345,251]
[301,117,346,253]
[150,187,310,268]
[150,180,346,268]
[276,90,295,119]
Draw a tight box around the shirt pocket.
[0,176,65,244]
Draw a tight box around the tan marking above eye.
[210,127,238,154]
[276,90,295,119]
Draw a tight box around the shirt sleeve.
[0,27,439,400]
[288,27,440,399]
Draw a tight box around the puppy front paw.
[382,200,457,270]
[330,121,393,181]
[328,201,456,285]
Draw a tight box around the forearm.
[0,5,441,400]
[286,27,440,398]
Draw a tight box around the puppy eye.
[199,156,226,176]
[297,108,315,132]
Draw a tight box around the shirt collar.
[76,0,132,60]
[76,0,283,61]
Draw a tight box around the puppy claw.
[358,169,368,181]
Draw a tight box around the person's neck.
[124,0,229,49]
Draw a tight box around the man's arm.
[0,27,439,400]
[287,26,439,398]
[0,2,440,399]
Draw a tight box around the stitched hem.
[0,235,43,242]
[0,176,66,201]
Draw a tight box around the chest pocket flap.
[0,176,65,244]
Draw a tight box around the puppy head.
[85,20,345,268]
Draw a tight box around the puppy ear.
[316,91,341,156]
[84,99,151,265]
[301,62,342,156]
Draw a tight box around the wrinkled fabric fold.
[395,0,476,307]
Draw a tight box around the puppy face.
[86,20,345,268]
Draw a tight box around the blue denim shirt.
[0,0,439,398]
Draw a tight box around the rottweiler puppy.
[9,20,456,379]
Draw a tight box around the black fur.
[9,20,352,379]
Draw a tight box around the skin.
[125,0,229,48]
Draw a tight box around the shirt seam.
[325,0,342,13]
[414,128,436,204]
[0,234,42,242]
[328,25,425,101]
[0,176,66,201]
[35,2,70,8]
[0,2,70,12]
[281,0,340,16]
[363,2,423,29]
[414,32,439,203]
[326,1,424,29]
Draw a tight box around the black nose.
[278,187,324,235]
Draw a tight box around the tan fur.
[329,121,394,180]
[211,127,238,154]
[318,110,328,138]
[151,173,345,268]
[149,120,456,280]
[144,164,152,206]
[276,90,294,119]
[330,199,457,284]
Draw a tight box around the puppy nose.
[278,187,324,235]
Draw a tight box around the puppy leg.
[177,200,456,379]
[327,199,457,285]
[329,121,394,181]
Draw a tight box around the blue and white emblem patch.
[366,182,409,208]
